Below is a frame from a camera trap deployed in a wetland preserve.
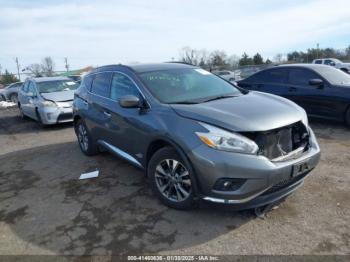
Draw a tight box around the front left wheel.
[148,147,196,209]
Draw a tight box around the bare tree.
[41,56,55,76]
[26,63,43,77]
[179,47,202,65]
[273,53,284,64]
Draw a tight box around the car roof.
[31,76,71,83]
[276,63,331,70]
[89,62,197,75]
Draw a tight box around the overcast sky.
[0,0,349,73]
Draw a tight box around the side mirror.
[119,95,141,108]
[309,79,324,88]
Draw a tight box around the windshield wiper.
[201,94,238,103]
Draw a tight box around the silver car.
[18,77,79,125]
[0,82,23,103]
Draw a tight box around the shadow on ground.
[0,142,254,255]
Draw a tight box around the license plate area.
[292,159,311,178]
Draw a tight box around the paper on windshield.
[66,81,76,86]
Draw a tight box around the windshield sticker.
[195,69,211,75]
[66,81,76,86]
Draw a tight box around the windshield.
[37,80,80,93]
[139,68,242,103]
[314,66,350,85]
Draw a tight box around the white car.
[213,70,236,82]
[312,58,350,74]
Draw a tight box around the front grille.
[262,172,308,196]
[57,112,73,122]
[243,121,309,160]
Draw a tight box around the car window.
[139,68,241,104]
[110,73,140,100]
[28,82,37,95]
[83,75,93,91]
[13,83,22,88]
[91,72,112,98]
[313,66,350,85]
[249,69,288,84]
[314,60,323,64]
[324,59,336,66]
[288,68,320,86]
[22,82,29,92]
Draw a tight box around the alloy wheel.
[155,159,192,202]
[78,124,89,151]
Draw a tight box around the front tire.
[75,119,99,156]
[18,104,26,119]
[148,147,196,209]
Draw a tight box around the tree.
[253,53,264,65]
[210,50,229,69]
[41,56,55,76]
[26,63,43,77]
[0,70,19,85]
[239,53,253,66]
[265,59,272,64]
[273,53,284,64]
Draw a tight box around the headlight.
[195,122,259,154]
[40,100,57,107]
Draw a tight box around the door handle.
[103,111,111,117]
[83,100,88,106]
[289,87,297,92]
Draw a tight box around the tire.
[74,119,99,156]
[18,104,27,119]
[345,107,350,127]
[148,146,196,209]
[9,94,18,103]
[35,109,47,128]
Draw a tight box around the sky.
[0,0,350,74]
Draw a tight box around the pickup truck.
[312,58,350,73]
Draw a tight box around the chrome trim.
[98,140,143,168]
[203,180,304,204]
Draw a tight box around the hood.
[40,90,74,102]
[170,91,306,132]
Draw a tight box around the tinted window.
[110,73,140,100]
[249,69,288,83]
[324,59,336,66]
[28,82,37,95]
[139,68,241,104]
[22,81,29,92]
[314,60,322,64]
[288,68,319,86]
[91,72,112,97]
[83,75,93,91]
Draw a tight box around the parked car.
[18,77,79,125]
[0,82,23,103]
[312,58,350,73]
[212,70,236,82]
[237,64,350,126]
[73,63,320,210]
[67,75,82,84]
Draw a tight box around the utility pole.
[15,57,21,81]
[0,64,2,76]
[316,43,320,59]
[64,57,69,72]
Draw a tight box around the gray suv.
[73,63,320,210]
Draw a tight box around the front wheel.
[75,119,99,156]
[148,147,196,209]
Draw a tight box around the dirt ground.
[0,106,349,256]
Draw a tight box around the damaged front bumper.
[188,126,321,209]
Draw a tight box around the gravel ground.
[0,107,349,257]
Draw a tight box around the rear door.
[286,67,333,117]
[26,82,39,118]
[86,72,113,141]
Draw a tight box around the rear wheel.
[75,119,99,156]
[345,107,350,127]
[148,147,196,209]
